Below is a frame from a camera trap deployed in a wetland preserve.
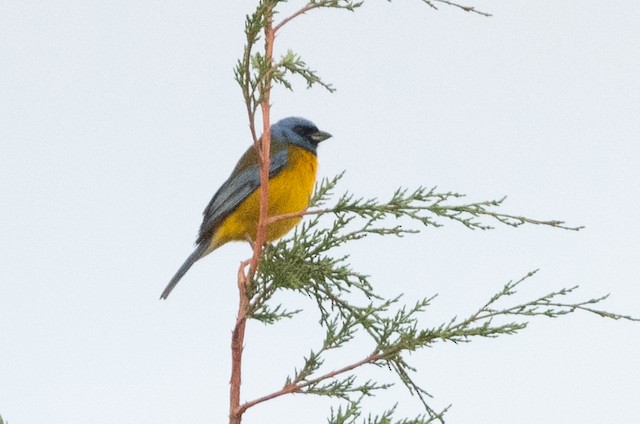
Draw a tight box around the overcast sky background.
[2,1,639,423]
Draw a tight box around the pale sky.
[1,1,639,423]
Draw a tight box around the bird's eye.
[292,125,318,138]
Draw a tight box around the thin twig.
[274,3,318,33]
[237,351,380,414]
[424,0,492,17]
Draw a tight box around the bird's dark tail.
[160,241,209,300]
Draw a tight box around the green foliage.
[231,1,637,423]
[234,0,354,120]
[327,401,444,424]
[275,50,335,92]
[243,175,637,422]
[234,0,491,121]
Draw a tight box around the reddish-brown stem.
[265,209,312,226]
[236,351,380,415]
[248,17,275,276]
[273,4,316,33]
[229,12,276,424]
[229,260,251,424]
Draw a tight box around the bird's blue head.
[270,117,332,154]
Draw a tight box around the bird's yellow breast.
[211,146,318,249]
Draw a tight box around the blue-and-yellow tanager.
[160,117,332,299]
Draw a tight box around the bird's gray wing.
[197,149,288,243]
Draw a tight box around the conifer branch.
[242,174,637,421]
[228,1,632,423]
[274,0,363,33]
[266,175,584,232]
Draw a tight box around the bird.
[160,117,332,299]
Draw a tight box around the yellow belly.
[210,146,317,250]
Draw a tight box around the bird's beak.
[310,130,332,143]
